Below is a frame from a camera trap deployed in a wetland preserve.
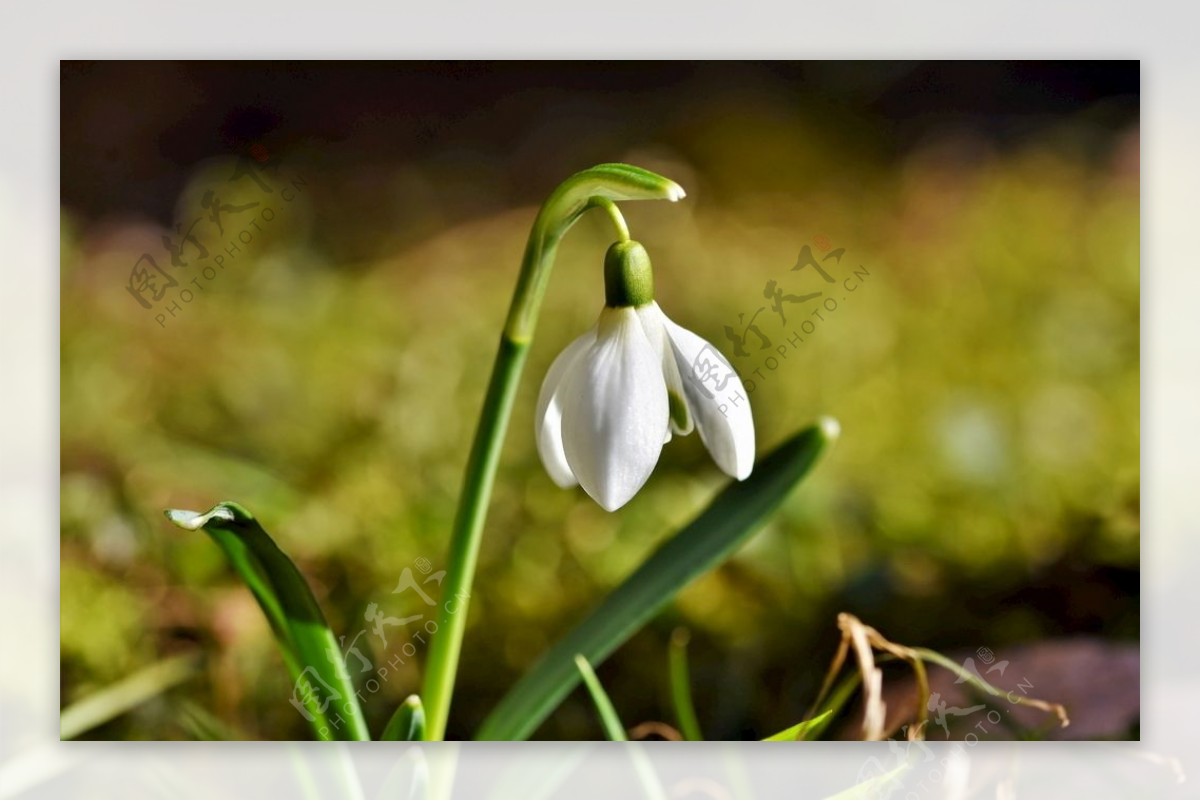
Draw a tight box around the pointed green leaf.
[802,669,864,741]
[381,694,426,741]
[475,418,839,740]
[763,709,833,741]
[166,501,370,741]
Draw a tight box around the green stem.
[574,654,627,740]
[419,164,684,740]
[668,628,703,741]
[590,197,630,243]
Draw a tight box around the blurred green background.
[60,61,1139,740]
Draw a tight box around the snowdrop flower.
[536,240,754,510]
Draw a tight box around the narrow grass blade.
[573,662,667,801]
[382,695,426,741]
[476,418,838,741]
[574,655,627,741]
[912,647,1070,728]
[802,669,864,740]
[668,628,703,741]
[763,709,833,741]
[166,501,370,741]
[174,699,245,740]
[60,652,200,739]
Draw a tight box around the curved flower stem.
[589,197,630,243]
[420,164,684,740]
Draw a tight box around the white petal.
[636,302,694,436]
[660,314,756,480]
[535,329,594,488]
[560,307,669,511]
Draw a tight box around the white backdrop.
[1,3,1191,797]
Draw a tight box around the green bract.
[604,240,655,308]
